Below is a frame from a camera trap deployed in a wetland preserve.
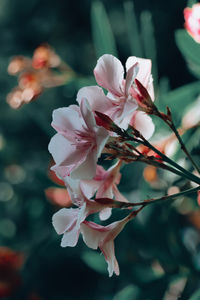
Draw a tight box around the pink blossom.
[81,212,135,277]
[48,99,109,180]
[81,161,128,220]
[184,4,200,43]
[64,161,128,220]
[77,55,154,135]
[52,193,120,247]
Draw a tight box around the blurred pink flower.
[48,99,109,180]
[184,3,200,43]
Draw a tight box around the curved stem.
[120,186,200,208]
[142,139,200,185]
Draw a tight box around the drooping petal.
[130,111,155,140]
[52,208,79,235]
[100,240,119,277]
[94,54,124,97]
[81,221,106,249]
[61,223,80,247]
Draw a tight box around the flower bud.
[95,111,122,134]
[134,79,155,113]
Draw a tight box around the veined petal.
[80,98,96,131]
[71,149,97,180]
[52,106,83,134]
[81,221,108,249]
[100,240,119,277]
[77,86,113,113]
[94,54,124,97]
[61,224,80,247]
[96,127,109,158]
[48,134,76,167]
[52,208,79,235]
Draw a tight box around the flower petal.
[81,221,108,249]
[100,240,119,277]
[71,149,97,180]
[80,98,96,131]
[130,111,155,140]
[77,86,113,113]
[48,134,77,174]
[61,224,80,247]
[52,106,83,135]
[52,208,79,234]
[99,207,112,221]
[94,54,124,97]
[125,63,139,96]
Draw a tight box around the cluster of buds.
[7,44,73,109]
[48,54,200,277]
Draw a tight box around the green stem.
[142,139,200,185]
[120,186,200,208]
[169,121,200,174]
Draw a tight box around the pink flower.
[52,194,119,247]
[81,212,135,277]
[77,54,154,135]
[184,4,200,43]
[129,111,155,140]
[81,161,128,220]
[64,161,128,220]
[48,99,109,180]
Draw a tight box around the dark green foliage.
[1,0,200,299]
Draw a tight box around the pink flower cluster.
[48,54,154,276]
[184,3,200,43]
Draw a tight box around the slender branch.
[118,186,200,208]
[142,138,200,185]
[169,121,200,174]
[156,109,200,174]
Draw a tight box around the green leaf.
[91,1,117,58]
[175,30,200,77]
[140,10,158,87]
[189,289,200,300]
[123,2,143,57]
[158,81,200,124]
[114,285,141,300]
[81,250,107,274]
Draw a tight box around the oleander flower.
[77,54,154,136]
[52,195,119,247]
[184,3,200,43]
[64,160,128,220]
[81,212,134,277]
[48,99,109,180]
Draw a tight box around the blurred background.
[1,0,200,299]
